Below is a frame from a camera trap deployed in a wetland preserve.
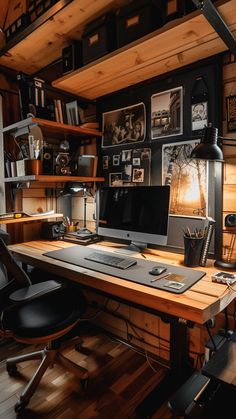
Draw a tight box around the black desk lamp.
[63,182,93,235]
[191,126,236,270]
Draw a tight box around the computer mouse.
[149,266,167,276]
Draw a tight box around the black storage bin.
[62,41,83,75]
[164,0,196,24]
[116,0,163,49]
[5,13,29,42]
[82,13,116,65]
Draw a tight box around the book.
[199,217,216,266]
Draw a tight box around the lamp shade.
[190,127,224,161]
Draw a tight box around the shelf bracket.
[192,0,236,54]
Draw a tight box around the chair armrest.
[9,280,62,302]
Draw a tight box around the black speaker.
[225,214,236,227]
[62,41,83,75]
[42,148,54,174]
[41,221,66,240]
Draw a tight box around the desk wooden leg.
[136,318,193,418]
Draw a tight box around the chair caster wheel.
[7,364,18,376]
[14,401,27,413]
[80,378,88,389]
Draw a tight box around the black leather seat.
[0,236,88,413]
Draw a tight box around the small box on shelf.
[82,13,117,65]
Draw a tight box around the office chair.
[0,237,88,413]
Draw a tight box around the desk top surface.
[9,240,236,325]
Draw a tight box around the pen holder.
[183,236,205,267]
[25,159,42,175]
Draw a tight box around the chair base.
[6,342,88,412]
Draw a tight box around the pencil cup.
[25,159,42,175]
[183,236,205,267]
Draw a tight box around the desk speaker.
[225,214,236,227]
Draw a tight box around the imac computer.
[97,186,170,254]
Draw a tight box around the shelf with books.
[2,117,102,140]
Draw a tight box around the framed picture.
[162,140,208,218]
[123,164,132,182]
[121,149,132,162]
[103,155,109,170]
[226,95,236,132]
[109,172,123,187]
[133,157,140,166]
[133,168,144,183]
[151,87,183,139]
[66,100,79,125]
[102,103,146,147]
[113,155,120,166]
[191,102,208,131]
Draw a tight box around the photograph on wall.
[103,155,109,170]
[162,140,208,217]
[109,173,123,187]
[133,168,144,183]
[226,95,236,132]
[123,164,132,182]
[113,155,120,166]
[151,87,183,139]
[191,102,208,131]
[102,103,146,147]
[121,149,132,162]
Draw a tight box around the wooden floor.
[0,330,174,419]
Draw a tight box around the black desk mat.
[43,246,206,294]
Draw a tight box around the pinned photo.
[123,164,132,182]
[133,168,144,183]
[102,155,109,170]
[113,155,120,166]
[191,102,208,131]
[133,158,140,166]
[109,173,123,187]
[121,149,132,162]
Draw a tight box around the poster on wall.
[102,103,146,147]
[162,140,208,218]
[226,95,236,132]
[151,87,183,139]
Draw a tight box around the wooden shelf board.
[0,0,127,74]
[4,175,105,183]
[52,0,236,99]
[0,213,63,225]
[2,117,102,138]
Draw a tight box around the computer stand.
[114,241,147,256]
[136,316,194,418]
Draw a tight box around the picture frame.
[113,155,120,166]
[133,157,140,166]
[102,103,146,147]
[151,87,183,139]
[109,172,123,187]
[132,168,144,183]
[162,139,208,218]
[121,149,132,162]
[123,164,132,182]
[65,100,79,125]
[191,101,208,132]
[102,155,109,170]
[226,95,236,132]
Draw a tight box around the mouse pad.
[43,246,206,294]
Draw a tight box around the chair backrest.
[0,238,31,288]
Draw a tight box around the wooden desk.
[8,240,236,417]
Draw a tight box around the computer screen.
[97,186,170,253]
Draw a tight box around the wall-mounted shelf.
[0,0,127,74]
[4,175,105,184]
[52,0,236,99]
[0,213,63,225]
[2,117,102,139]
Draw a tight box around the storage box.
[62,41,83,75]
[116,0,163,49]
[82,13,116,65]
[164,0,195,23]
